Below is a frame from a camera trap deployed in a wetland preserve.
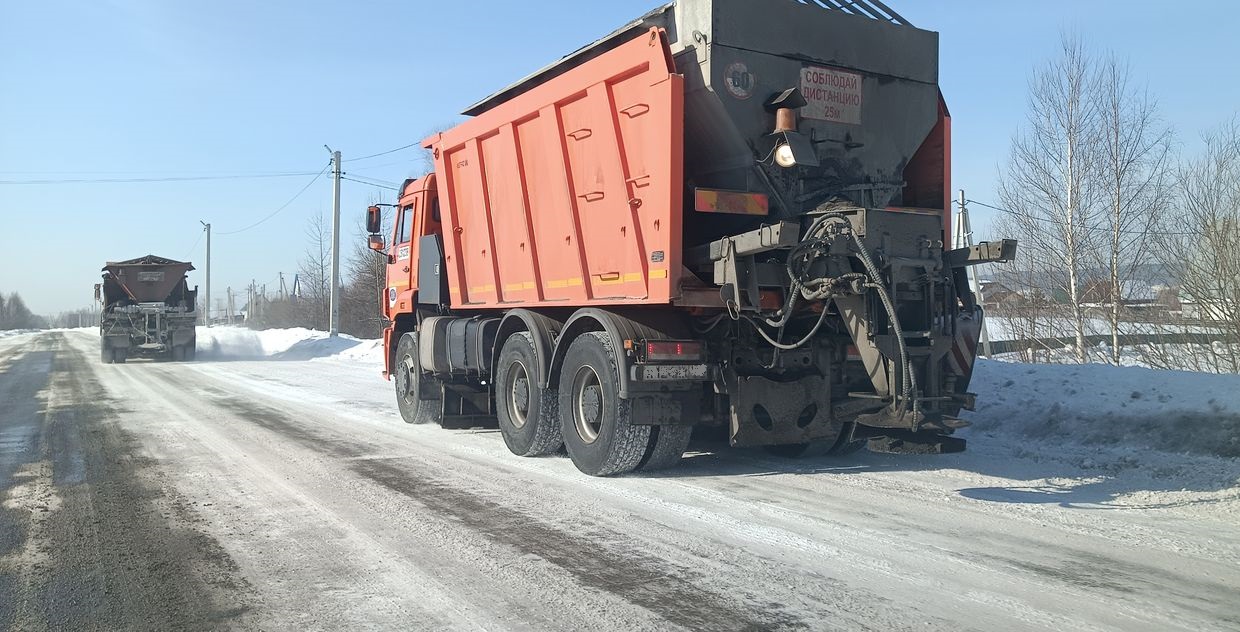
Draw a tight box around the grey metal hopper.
[102,255,195,306]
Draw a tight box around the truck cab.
[369,175,442,376]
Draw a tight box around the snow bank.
[966,359,1240,458]
[0,329,41,339]
[195,326,370,361]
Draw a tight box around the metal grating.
[792,0,912,26]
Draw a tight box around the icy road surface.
[1,329,1238,631]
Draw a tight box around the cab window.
[397,205,414,244]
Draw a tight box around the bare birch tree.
[297,211,332,330]
[1092,55,1174,364]
[1154,121,1240,373]
[999,34,1103,363]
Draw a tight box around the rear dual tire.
[559,333,651,476]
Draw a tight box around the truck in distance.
[98,254,198,364]
[365,0,1015,476]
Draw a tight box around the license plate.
[634,364,709,381]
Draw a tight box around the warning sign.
[800,66,863,125]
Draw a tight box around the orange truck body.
[424,30,684,309]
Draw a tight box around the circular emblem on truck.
[388,287,398,306]
[724,62,755,100]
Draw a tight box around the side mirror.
[367,234,385,252]
[365,205,382,235]
[94,283,102,302]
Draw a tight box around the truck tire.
[394,334,442,425]
[558,332,651,476]
[496,332,563,457]
[113,348,127,364]
[101,344,113,365]
[638,424,693,471]
[171,346,185,362]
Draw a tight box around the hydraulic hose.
[782,209,918,414]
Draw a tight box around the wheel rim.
[507,359,531,429]
[396,354,417,402]
[571,365,604,444]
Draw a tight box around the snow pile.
[0,329,40,339]
[196,326,370,361]
[966,359,1240,458]
[332,338,385,364]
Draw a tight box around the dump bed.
[425,30,684,308]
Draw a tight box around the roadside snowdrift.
[966,359,1240,458]
[195,326,382,363]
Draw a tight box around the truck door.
[388,197,419,313]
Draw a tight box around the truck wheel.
[186,342,197,362]
[171,346,184,362]
[113,348,127,364]
[394,334,442,425]
[496,332,562,457]
[558,332,651,476]
[101,344,113,364]
[638,424,693,471]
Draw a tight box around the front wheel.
[496,332,562,457]
[558,332,651,476]
[394,333,442,425]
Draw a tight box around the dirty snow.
[4,328,1236,630]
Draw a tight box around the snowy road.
[2,329,1239,631]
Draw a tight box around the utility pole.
[956,190,992,357]
[278,272,287,302]
[200,221,211,327]
[326,145,342,337]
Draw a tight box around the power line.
[343,141,420,163]
[965,199,1197,237]
[344,172,401,186]
[182,230,204,259]
[341,175,399,191]
[216,162,332,235]
[0,171,320,185]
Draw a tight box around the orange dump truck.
[365,0,1014,475]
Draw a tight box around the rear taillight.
[637,340,705,363]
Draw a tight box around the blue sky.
[2,0,1237,315]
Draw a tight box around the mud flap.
[728,375,840,447]
[103,334,131,349]
[171,327,195,347]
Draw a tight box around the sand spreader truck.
[364,0,1015,475]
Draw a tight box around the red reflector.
[644,340,704,362]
